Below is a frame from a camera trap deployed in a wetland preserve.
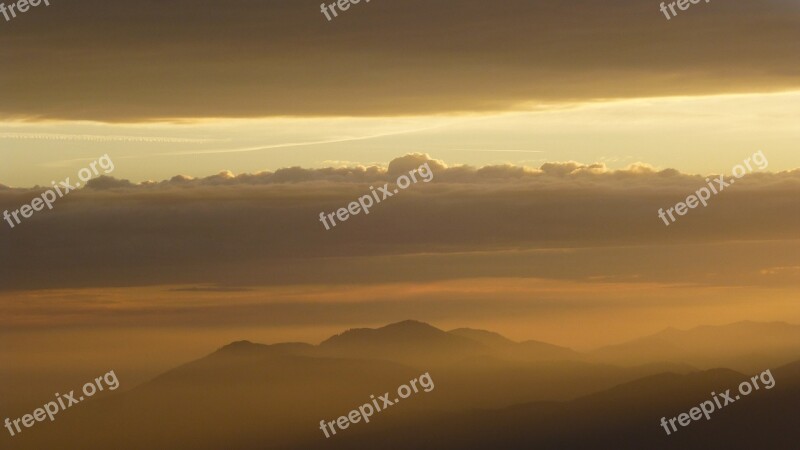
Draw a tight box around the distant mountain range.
[8,320,799,450]
[328,360,800,450]
[589,320,800,373]
[318,319,581,366]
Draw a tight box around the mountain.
[590,321,800,372]
[317,320,483,366]
[11,339,426,450]
[447,328,516,348]
[330,359,800,450]
[312,321,691,410]
[448,327,581,362]
[10,320,796,450]
[316,320,582,367]
[517,339,582,361]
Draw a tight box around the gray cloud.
[0,0,797,120]
[2,154,800,291]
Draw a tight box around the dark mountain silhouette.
[305,320,691,409]
[329,360,800,450]
[11,338,426,450]
[448,327,581,362]
[317,320,483,366]
[6,320,797,450]
[517,339,582,360]
[314,320,583,368]
[448,328,516,347]
[590,321,800,373]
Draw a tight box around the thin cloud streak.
[122,124,454,158]
[443,149,545,154]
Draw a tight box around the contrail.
[440,149,544,153]
[129,125,450,158]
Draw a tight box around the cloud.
[85,175,135,190]
[168,286,254,292]
[0,154,681,188]
[760,266,800,276]
[2,154,800,291]
[38,153,798,188]
[0,0,798,121]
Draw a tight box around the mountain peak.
[449,328,516,347]
[320,320,444,345]
[220,340,255,349]
[317,320,484,366]
[216,340,265,353]
[381,319,440,331]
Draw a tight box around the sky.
[1,0,799,186]
[3,153,800,345]
[2,90,800,187]
[2,0,800,403]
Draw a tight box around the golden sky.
[2,152,800,348]
[1,91,800,186]
[1,0,799,185]
[1,0,799,360]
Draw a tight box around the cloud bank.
[2,154,800,291]
[0,0,798,120]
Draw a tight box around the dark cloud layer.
[0,0,798,120]
[2,154,800,290]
